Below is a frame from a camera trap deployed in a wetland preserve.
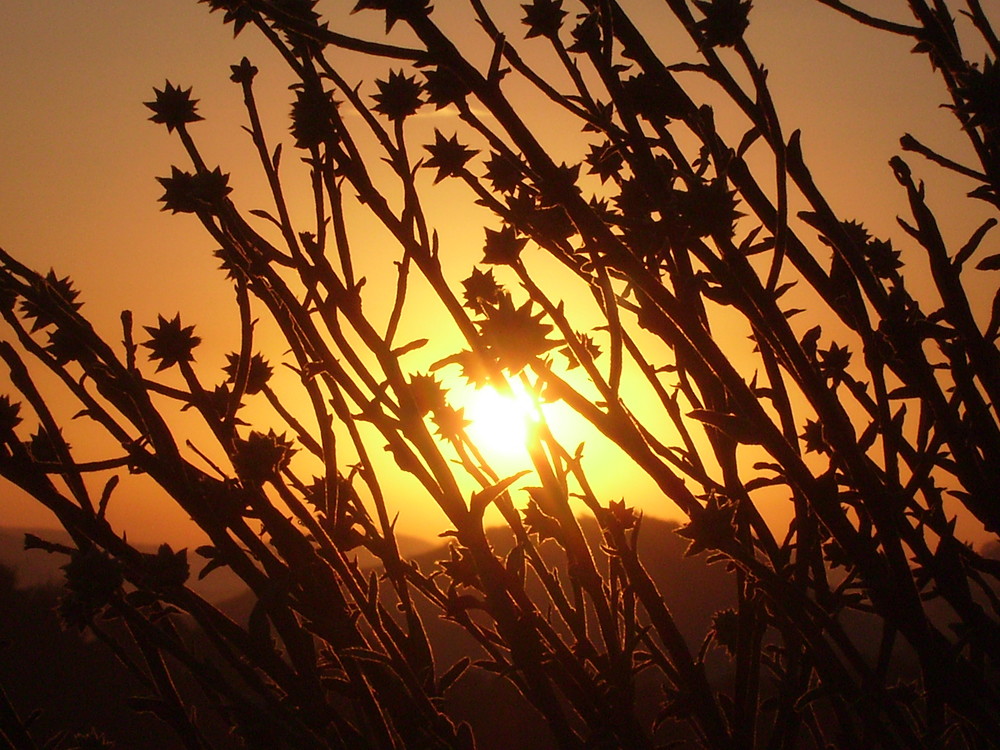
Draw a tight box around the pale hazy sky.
[1,1,994,544]
[2,1,983,318]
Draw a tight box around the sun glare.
[463,382,538,457]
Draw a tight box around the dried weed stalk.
[1,1,999,748]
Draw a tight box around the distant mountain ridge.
[0,525,438,603]
[1,517,735,748]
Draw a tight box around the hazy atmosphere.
[4,0,990,545]
[2,1,999,748]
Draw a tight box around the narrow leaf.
[975,253,1000,271]
[97,475,119,520]
[470,470,530,518]
[954,218,997,268]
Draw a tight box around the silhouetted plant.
[2,1,999,748]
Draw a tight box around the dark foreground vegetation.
[2,1,1000,748]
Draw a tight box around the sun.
[463,381,539,458]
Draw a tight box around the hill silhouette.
[6,517,983,747]
[0,517,735,749]
[0,566,184,748]
[212,516,737,749]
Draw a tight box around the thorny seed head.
[230,56,258,83]
[483,152,526,194]
[234,429,296,484]
[952,57,1000,134]
[606,498,638,530]
[694,0,752,48]
[142,544,190,589]
[408,372,449,416]
[710,608,739,656]
[200,0,258,37]
[439,544,481,588]
[224,352,273,394]
[46,326,93,366]
[290,83,340,149]
[676,493,736,557]
[59,546,123,630]
[145,81,204,132]
[507,187,576,242]
[568,13,602,55]
[521,0,568,40]
[27,427,66,464]
[423,130,478,183]
[818,342,852,383]
[422,64,471,109]
[481,225,529,266]
[430,350,492,388]
[673,179,743,240]
[431,405,471,441]
[475,294,558,373]
[156,166,232,214]
[372,70,424,121]
[522,496,561,542]
[142,314,202,371]
[614,177,659,217]
[0,396,22,434]
[622,73,689,124]
[461,267,505,315]
[864,237,903,279]
[560,332,602,371]
[800,419,828,455]
[19,271,83,334]
[584,141,625,184]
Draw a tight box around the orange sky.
[1,1,994,547]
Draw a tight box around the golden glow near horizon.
[1,1,995,548]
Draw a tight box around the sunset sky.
[1,0,993,547]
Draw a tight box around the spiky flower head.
[224,352,273,395]
[230,56,258,83]
[482,225,529,266]
[424,130,478,183]
[408,373,449,416]
[951,57,1000,134]
[141,544,190,589]
[483,152,526,194]
[0,396,22,434]
[461,267,505,315]
[521,0,567,39]
[59,546,122,630]
[290,83,340,149]
[19,270,82,333]
[156,166,232,214]
[676,493,736,557]
[475,295,558,373]
[142,314,201,371]
[422,65,471,109]
[234,429,297,484]
[145,81,204,132]
[693,0,752,48]
[28,427,65,463]
[372,70,423,121]
[200,0,257,37]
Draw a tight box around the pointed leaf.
[470,470,530,518]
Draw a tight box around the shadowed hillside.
[1,518,733,749]
[212,517,737,750]
[0,565,183,749]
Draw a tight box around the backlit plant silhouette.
[2,1,999,748]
